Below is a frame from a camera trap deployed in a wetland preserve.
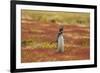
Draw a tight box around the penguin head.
[59,26,63,33]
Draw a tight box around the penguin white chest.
[57,35,64,52]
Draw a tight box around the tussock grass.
[22,40,57,49]
[21,10,90,25]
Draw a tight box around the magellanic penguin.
[56,26,64,53]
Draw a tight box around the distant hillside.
[21,9,90,26]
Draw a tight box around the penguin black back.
[56,26,64,42]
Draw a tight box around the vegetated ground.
[21,10,90,63]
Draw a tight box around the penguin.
[56,26,64,53]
